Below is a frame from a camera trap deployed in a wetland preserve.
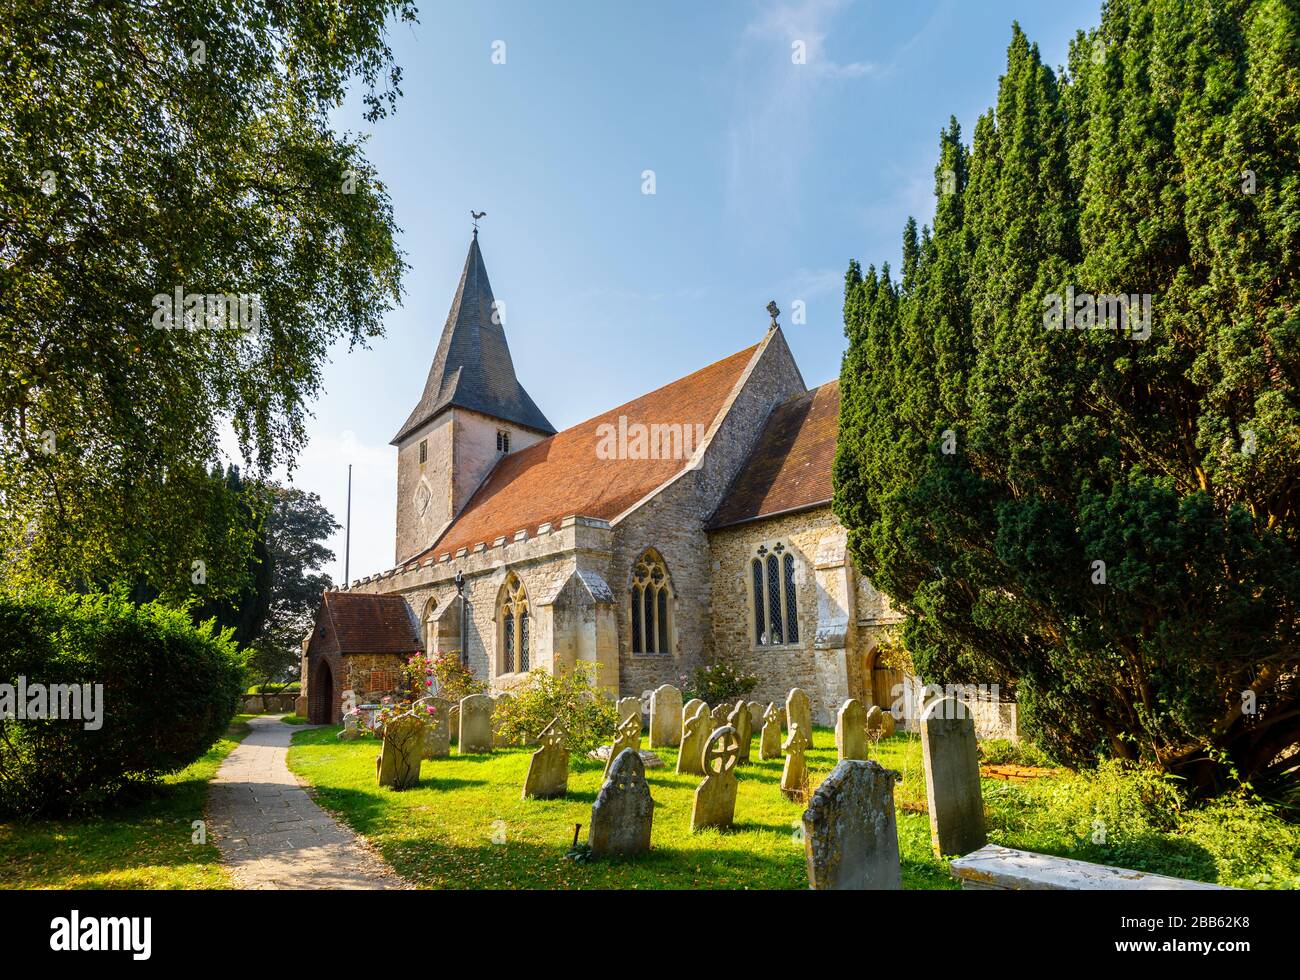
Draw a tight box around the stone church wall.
[610,328,807,699]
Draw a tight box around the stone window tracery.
[499,572,530,673]
[751,541,800,646]
[630,550,673,654]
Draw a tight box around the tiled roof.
[417,342,762,561]
[392,234,555,444]
[321,592,423,654]
[707,379,839,529]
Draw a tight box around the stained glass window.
[631,551,673,654]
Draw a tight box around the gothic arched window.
[630,550,673,654]
[751,542,800,646]
[499,572,530,673]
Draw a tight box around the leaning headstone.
[617,696,642,725]
[921,697,987,857]
[759,703,783,760]
[677,702,710,775]
[781,723,811,800]
[421,697,452,759]
[376,715,426,789]
[727,700,753,764]
[802,760,902,890]
[458,693,494,754]
[589,749,654,856]
[836,699,869,762]
[604,712,643,778]
[690,725,741,832]
[786,688,813,748]
[522,717,568,800]
[649,685,683,748]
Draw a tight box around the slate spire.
[392,233,555,444]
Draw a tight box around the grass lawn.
[0,715,253,889]
[287,724,956,889]
[279,713,311,725]
[289,723,1300,890]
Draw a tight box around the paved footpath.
[207,715,407,889]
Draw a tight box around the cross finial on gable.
[766,300,780,328]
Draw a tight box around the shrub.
[404,652,485,705]
[0,586,245,816]
[493,664,618,754]
[978,738,1055,768]
[682,662,757,706]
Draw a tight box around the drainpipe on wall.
[455,570,467,670]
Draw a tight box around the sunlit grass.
[0,715,253,889]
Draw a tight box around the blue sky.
[272,0,1102,584]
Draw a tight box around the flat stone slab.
[207,716,408,889]
[949,845,1232,891]
[588,746,664,769]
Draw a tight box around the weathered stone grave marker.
[802,759,901,890]
[422,696,452,759]
[589,749,653,856]
[727,699,753,763]
[522,716,568,800]
[690,725,741,832]
[759,702,783,760]
[458,693,494,754]
[921,696,987,857]
[786,687,813,748]
[781,722,811,799]
[836,698,869,762]
[649,684,682,748]
[604,711,642,778]
[677,702,710,776]
[376,714,426,789]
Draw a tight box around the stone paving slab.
[207,715,407,889]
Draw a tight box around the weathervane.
[471,210,487,235]
[767,300,780,328]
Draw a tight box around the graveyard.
[283,694,1299,890]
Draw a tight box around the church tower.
[391,231,555,563]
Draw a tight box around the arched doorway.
[309,658,334,724]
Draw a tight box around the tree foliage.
[834,1,1300,795]
[0,0,412,597]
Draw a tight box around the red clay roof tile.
[707,379,839,529]
[417,342,761,562]
[322,592,423,654]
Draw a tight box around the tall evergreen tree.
[835,1,1300,795]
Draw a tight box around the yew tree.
[835,1,1299,795]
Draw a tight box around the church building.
[301,231,908,727]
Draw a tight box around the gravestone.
[649,685,683,748]
[759,702,783,760]
[617,696,642,725]
[589,749,654,856]
[604,712,643,778]
[375,715,426,789]
[802,760,902,890]
[727,700,753,764]
[866,705,896,740]
[786,688,813,748]
[677,702,710,776]
[710,703,729,727]
[747,701,765,736]
[921,697,987,857]
[690,725,741,832]
[781,722,811,799]
[338,690,360,740]
[522,717,568,800]
[421,697,452,759]
[836,699,869,762]
[681,698,706,733]
[458,693,494,754]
